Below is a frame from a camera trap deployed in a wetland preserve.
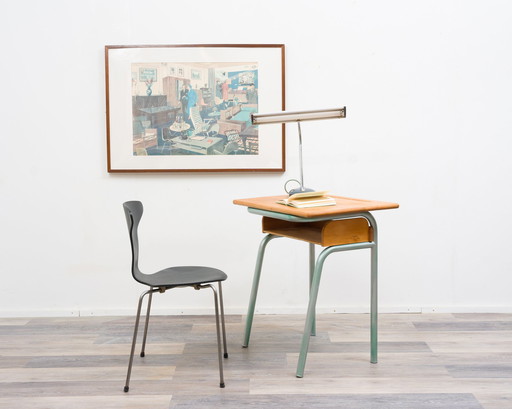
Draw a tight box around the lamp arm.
[285,121,314,195]
[297,121,304,190]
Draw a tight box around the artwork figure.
[180,84,189,119]
[221,80,229,101]
[187,86,198,114]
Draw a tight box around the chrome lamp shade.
[251,107,346,195]
[251,107,346,125]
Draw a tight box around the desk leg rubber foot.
[220,382,225,388]
[124,386,129,393]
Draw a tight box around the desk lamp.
[251,107,346,195]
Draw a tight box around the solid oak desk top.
[233,195,399,219]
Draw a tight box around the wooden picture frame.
[105,44,285,172]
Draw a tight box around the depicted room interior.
[132,62,259,156]
[2,1,512,409]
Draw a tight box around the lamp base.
[288,186,315,196]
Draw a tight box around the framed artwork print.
[105,44,285,172]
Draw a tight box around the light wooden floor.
[1,313,511,408]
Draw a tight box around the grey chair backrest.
[123,201,145,283]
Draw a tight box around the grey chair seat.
[136,266,227,288]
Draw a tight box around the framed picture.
[105,44,285,172]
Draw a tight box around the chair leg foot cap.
[124,386,129,392]
[224,352,228,358]
[220,382,225,388]
[140,352,145,358]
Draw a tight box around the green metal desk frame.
[241,208,379,378]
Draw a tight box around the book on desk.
[276,191,336,208]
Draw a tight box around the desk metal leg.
[365,212,379,364]
[242,234,279,348]
[309,243,316,336]
[370,237,378,364]
[296,246,329,378]
[296,241,376,378]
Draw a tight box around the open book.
[276,191,336,208]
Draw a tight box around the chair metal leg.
[243,234,279,348]
[124,288,158,393]
[206,284,225,388]
[140,288,153,358]
[218,281,228,358]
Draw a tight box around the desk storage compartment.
[262,217,372,247]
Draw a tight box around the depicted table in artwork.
[169,121,190,138]
[171,135,224,155]
[138,106,179,128]
[233,195,399,377]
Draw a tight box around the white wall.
[1,0,512,317]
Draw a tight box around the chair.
[212,129,243,155]
[122,201,228,392]
[190,106,214,136]
[160,127,175,154]
[213,141,240,155]
[207,123,220,137]
[224,130,242,154]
